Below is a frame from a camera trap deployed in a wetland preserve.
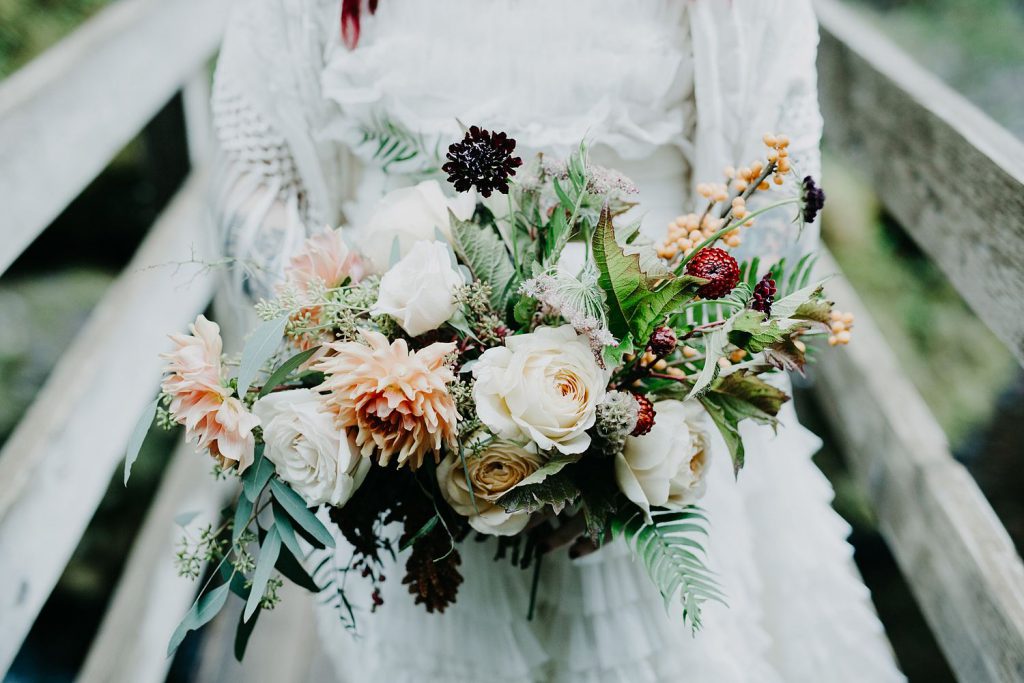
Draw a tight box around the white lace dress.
[209,1,907,681]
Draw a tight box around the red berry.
[751,273,777,315]
[648,326,677,357]
[631,393,656,437]
[685,248,740,300]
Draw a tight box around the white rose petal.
[253,389,370,507]
[357,180,475,273]
[615,399,711,519]
[371,240,463,337]
[472,325,608,455]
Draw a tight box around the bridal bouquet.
[129,127,847,658]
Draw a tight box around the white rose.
[615,399,711,518]
[436,437,544,536]
[357,180,476,273]
[473,325,608,455]
[371,240,463,337]
[253,389,370,507]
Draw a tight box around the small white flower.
[371,240,463,337]
[356,180,475,273]
[473,325,609,455]
[615,399,711,519]
[253,389,370,507]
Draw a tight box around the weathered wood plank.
[0,173,214,675]
[814,0,1024,364]
[78,441,233,683]
[0,0,229,275]
[811,248,1024,682]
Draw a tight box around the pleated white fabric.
[209,1,907,680]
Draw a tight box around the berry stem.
[674,198,801,274]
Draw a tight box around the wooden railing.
[0,0,1021,681]
[0,0,230,678]
[813,1,1024,681]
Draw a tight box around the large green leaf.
[449,210,518,311]
[592,207,702,344]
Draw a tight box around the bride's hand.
[530,513,598,559]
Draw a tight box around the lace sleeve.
[208,0,342,340]
[690,0,823,267]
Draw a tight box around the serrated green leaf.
[237,317,287,399]
[712,371,790,418]
[168,581,231,656]
[771,279,828,320]
[450,210,518,310]
[592,207,702,344]
[496,471,580,514]
[244,526,281,622]
[258,347,320,398]
[124,398,158,486]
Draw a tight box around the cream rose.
[371,240,463,337]
[253,389,370,507]
[357,180,475,273]
[615,399,711,518]
[436,437,544,536]
[472,325,608,455]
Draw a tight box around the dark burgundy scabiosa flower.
[751,273,777,315]
[685,247,741,300]
[631,393,656,437]
[442,126,523,197]
[800,176,826,224]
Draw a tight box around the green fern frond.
[613,506,726,634]
[357,115,439,173]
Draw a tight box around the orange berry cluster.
[657,133,793,263]
[828,310,854,346]
[657,211,729,260]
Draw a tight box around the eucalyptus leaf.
[236,317,287,399]
[244,526,281,622]
[270,479,335,549]
[123,398,158,486]
[233,494,254,544]
[258,347,320,398]
[173,511,200,528]
[389,236,402,268]
[167,581,231,656]
[399,514,439,552]
[234,604,261,661]
[272,502,304,559]
[241,445,272,502]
